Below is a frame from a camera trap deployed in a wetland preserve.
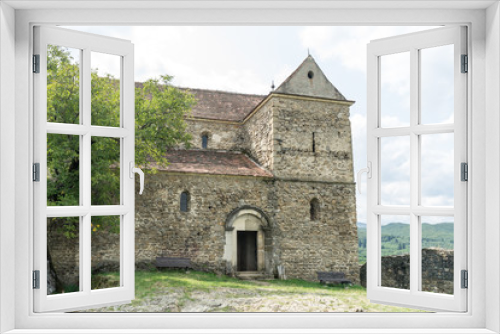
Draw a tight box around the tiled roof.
[185,88,265,122]
[135,83,265,122]
[156,150,273,177]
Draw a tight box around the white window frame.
[33,26,136,312]
[366,26,467,312]
[0,1,499,334]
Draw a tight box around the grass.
[88,269,426,313]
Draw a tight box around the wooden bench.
[156,257,193,269]
[317,271,352,286]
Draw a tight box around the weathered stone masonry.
[359,249,454,294]
[132,173,358,283]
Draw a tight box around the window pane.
[47,134,80,206]
[380,215,410,290]
[380,52,410,128]
[420,216,454,295]
[47,45,80,124]
[47,217,80,295]
[91,52,121,127]
[91,137,120,205]
[91,216,121,290]
[380,136,411,206]
[420,45,454,125]
[421,133,454,207]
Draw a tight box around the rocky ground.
[81,275,422,313]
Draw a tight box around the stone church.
[48,56,359,289]
[135,55,359,283]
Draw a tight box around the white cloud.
[69,26,273,94]
[380,136,411,206]
[91,52,121,78]
[299,26,435,73]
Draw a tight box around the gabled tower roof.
[275,55,346,101]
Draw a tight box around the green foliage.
[358,222,454,264]
[46,45,195,237]
[135,76,194,173]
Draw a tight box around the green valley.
[357,222,454,264]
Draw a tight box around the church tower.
[267,55,355,183]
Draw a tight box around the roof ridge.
[178,87,266,98]
[134,81,266,98]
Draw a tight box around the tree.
[47,45,195,237]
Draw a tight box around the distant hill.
[356,222,366,229]
[357,222,454,264]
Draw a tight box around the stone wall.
[135,173,358,283]
[135,173,274,273]
[273,180,359,283]
[49,172,359,286]
[184,119,244,151]
[271,97,354,182]
[184,101,275,170]
[243,101,274,169]
[134,173,359,283]
[359,249,454,294]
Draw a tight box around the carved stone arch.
[225,205,271,231]
[223,205,273,275]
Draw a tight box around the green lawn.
[84,269,426,313]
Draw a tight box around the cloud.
[421,133,454,206]
[380,135,411,206]
[69,26,273,94]
[91,52,121,78]
[299,26,435,73]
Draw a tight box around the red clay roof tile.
[186,88,265,122]
[156,150,273,178]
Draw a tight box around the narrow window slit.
[312,132,316,153]
[180,191,190,212]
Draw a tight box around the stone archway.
[223,206,271,275]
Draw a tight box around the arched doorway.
[223,206,271,274]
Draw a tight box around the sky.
[64,25,454,224]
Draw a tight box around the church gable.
[274,55,346,101]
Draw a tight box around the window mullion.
[409,47,420,294]
[82,47,92,293]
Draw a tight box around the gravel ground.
[81,283,420,313]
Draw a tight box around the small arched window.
[201,135,209,149]
[310,198,320,221]
[180,191,190,212]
